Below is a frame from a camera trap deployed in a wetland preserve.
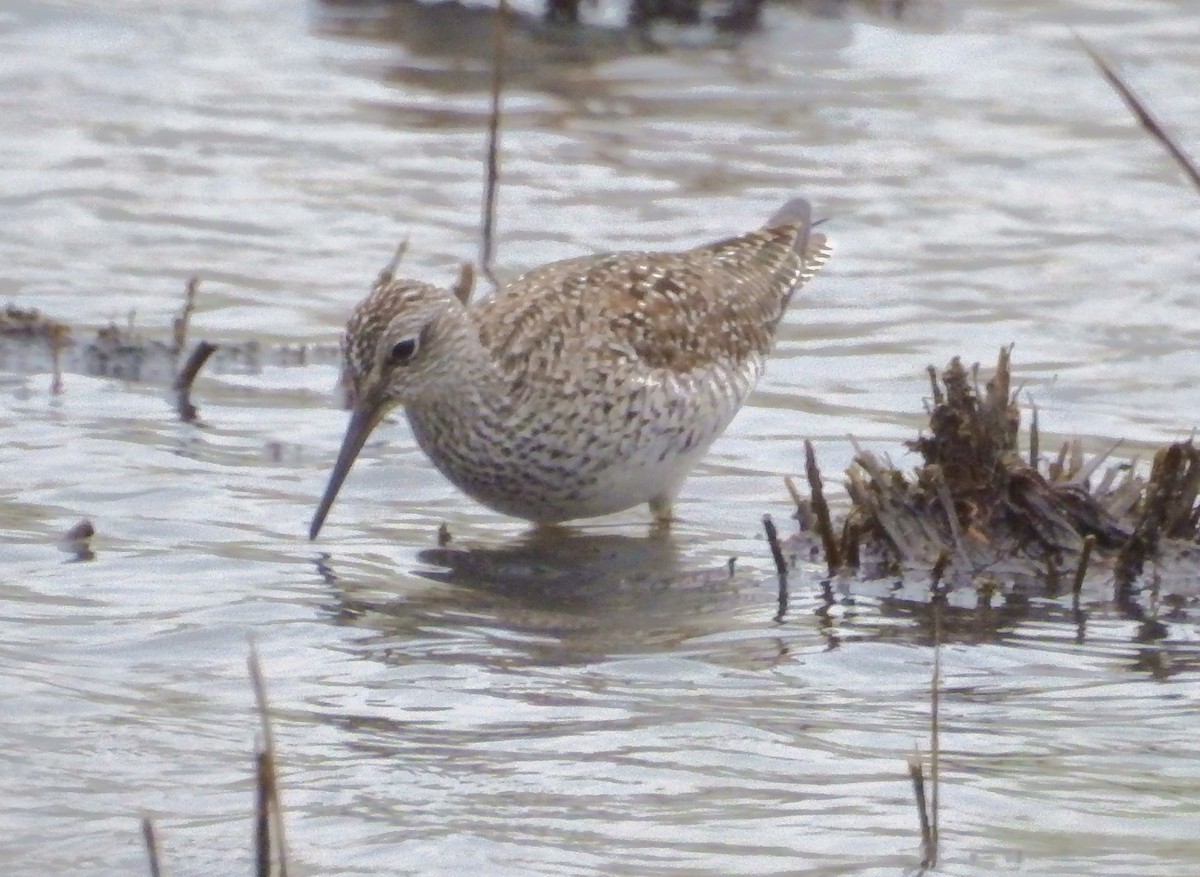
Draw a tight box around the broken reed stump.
[790,347,1200,602]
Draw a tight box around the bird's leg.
[649,496,675,537]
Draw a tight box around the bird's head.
[310,279,465,540]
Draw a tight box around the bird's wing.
[476,207,830,382]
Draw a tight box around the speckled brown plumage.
[309,198,831,537]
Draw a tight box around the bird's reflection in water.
[318,529,760,667]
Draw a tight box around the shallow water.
[3,0,1200,874]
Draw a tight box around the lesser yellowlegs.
[309,198,830,538]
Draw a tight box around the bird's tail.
[767,197,831,280]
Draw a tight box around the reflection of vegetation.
[317,0,937,47]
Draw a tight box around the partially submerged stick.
[804,440,841,576]
[169,278,218,422]
[762,513,788,578]
[762,514,789,622]
[174,340,218,422]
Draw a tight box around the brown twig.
[172,277,199,359]
[141,816,163,877]
[174,341,218,423]
[248,643,289,877]
[377,239,409,288]
[452,261,476,305]
[926,364,943,407]
[763,513,789,623]
[929,546,952,591]
[480,0,510,287]
[1071,533,1096,599]
[1077,35,1200,197]
[804,440,841,576]
[762,514,788,577]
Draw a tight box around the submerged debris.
[790,348,1200,606]
[58,519,96,562]
[1,299,337,387]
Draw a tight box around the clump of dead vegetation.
[788,346,1200,602]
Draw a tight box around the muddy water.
[3,0,1200,874]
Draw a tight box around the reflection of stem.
[906,754,933,871]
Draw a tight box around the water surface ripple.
[2,0,1200,874]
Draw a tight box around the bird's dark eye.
[388,337,419,366]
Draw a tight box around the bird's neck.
[403,312,515,478]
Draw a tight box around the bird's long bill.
[309,401,386,540]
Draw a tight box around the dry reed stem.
[480,0,510,287]
[1072,534,1096,598]
[804,440,841,576]
[141,816,163,877]
[377,239,410,288]
[763,513,790,622]
[1078,36,1200,197]
[171,277,199,359]
[452,261,475,306]
[248,643,289,877]
[925,364,943,407]
[783,474,805,516]
[762,514,788,577]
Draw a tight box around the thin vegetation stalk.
[1071,534,1096,598]
[480,0,510,286]
[1078,36,1200,197]
[762,514,788,578]
[804,440,841,576]
[141,817,163,877]
[248,643,289,877]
